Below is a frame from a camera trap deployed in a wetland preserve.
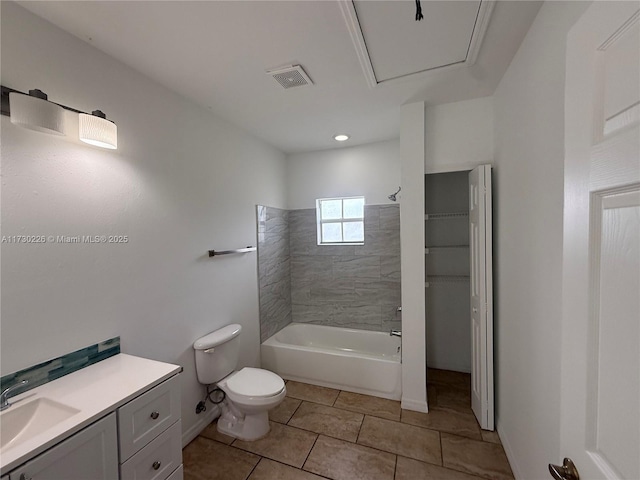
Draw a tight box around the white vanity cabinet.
[4,366,182,480]
[118,374,182,480]
[9,413,118,480]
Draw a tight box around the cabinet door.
[11,413,118,480]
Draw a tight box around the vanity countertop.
[0,353,181,475]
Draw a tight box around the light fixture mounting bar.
[0,85,113,122]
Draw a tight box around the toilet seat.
[225,367,285,398]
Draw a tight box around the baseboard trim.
[497,423,522,479]
[401,397,429,413]
[181,405,221,448]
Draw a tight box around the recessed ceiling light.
[333,134,350,142]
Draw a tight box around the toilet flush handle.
[204,347,215,354]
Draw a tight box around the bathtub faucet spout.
[389,329,402,337]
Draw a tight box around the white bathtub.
[261,323,402,400]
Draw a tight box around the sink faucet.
[390,329,402,337]
[1,380,28,411]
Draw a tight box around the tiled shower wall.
[289,205,401,331]
[257,204,401,340]
[257,206,292,342]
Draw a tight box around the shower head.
[388,186,401,202]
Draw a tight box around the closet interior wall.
[425,171,471,373]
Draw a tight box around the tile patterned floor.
[183,369,514,480]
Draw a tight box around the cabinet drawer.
[120,420,182,480]
[118,374,180,460]
[166,465,183,480]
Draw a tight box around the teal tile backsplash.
[0,337,120,395]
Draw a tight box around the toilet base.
[216,401,271,441]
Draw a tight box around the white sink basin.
[0,398,80,451]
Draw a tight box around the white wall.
[286,139,400,209]
[399,102,427,412]
[425,96,493,173]
[492,2,590,478]
[1,2,287,444]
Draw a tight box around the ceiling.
[18,1,542,154]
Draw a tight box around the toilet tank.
[193,324,242,384]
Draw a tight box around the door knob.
[549,458,580,480]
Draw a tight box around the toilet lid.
[226,367,285,398]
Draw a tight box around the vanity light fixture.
[8,89,65,136]
[79,110,117,149]
[1,85,118,150]
[333,134,350,142]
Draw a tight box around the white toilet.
[193,324,286,440]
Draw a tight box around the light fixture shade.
[79,113,117,149]
[9,92,65,136]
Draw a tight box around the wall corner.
[399,102,427,411]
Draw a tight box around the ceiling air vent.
[266,65,313,89]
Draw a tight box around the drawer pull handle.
[20,474,32,480]
[152,461,162,470]
[150,411,160,419]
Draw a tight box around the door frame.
[424,164,494,431]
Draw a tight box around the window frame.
[315,196,365,246]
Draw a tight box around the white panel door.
[560,2,640,479]
[469,164,493,430]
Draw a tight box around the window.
[316,196,365,245]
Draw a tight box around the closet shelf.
[425,212,468,220]
[425,245,469,254]
[425,275,470,287]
